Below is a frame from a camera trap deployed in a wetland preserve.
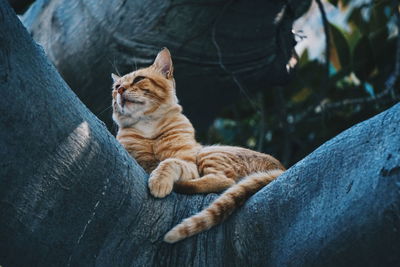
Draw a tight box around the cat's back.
[198,145,285,179]
[199,145,279,162]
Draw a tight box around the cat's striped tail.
[163,169,284,243]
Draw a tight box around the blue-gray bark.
[1,1,400,267]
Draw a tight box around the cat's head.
[111,48,177,128]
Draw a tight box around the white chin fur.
[116,94,122,106]
[113,100,146,128]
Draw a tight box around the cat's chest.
[128,139,160,172]
[116,134,157,171]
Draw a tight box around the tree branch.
[315,0,331,98]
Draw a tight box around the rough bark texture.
[21,0,311,133]
[1,1,400,267]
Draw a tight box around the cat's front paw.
[148,174,174,198]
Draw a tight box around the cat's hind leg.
[174,173,235,194]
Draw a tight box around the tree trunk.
[1,1,400,267]
[21,0,311,133]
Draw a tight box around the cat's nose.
[117,86,126,95]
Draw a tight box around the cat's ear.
[111,73,120,82]
[153,48,173,79]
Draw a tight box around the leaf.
[295,61,326,90]
[298,49,309,67]
[364,82,375,97]
[338,0,351,10]
[348,7,369,35]
[370,2,388,32]
[329,63,337,76]
[352,35,375,81]
[328,0,338,7]
[369,27,388,64]
[291,87,312,103]
[329,23,351,71]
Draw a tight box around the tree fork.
[1,1,400,266]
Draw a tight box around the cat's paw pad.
[148,174,174,198]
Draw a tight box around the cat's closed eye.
[132,76,146,84]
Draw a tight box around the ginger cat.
[111,48,285,243]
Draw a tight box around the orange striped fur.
[112,48,285,243]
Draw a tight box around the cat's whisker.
[132,57,138,71]
[108,57,121,76]
[96,105,113,117]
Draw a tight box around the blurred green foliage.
[207,0,399,167]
